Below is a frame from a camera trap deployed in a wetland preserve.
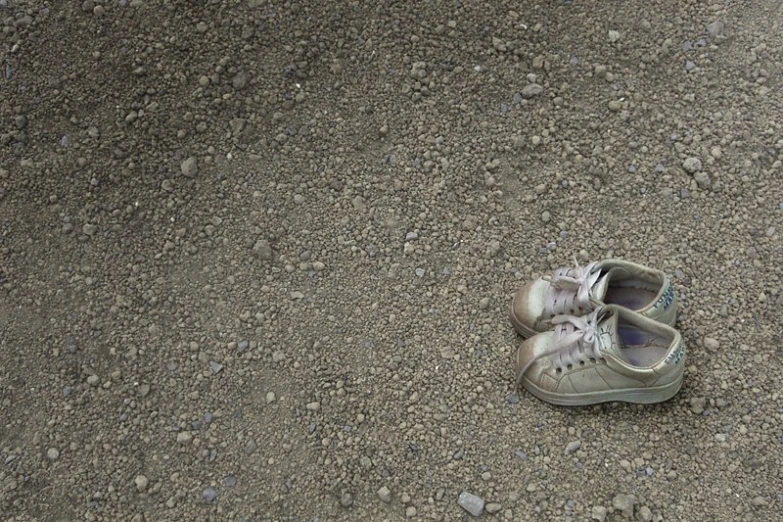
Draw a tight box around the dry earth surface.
[1,0,782,521]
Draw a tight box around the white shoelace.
[542,257,603,318]
[516,307,606,385]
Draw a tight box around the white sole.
[519,372,684,407]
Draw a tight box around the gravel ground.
[1,0,782,521]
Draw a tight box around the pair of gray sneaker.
[509,258,684,406]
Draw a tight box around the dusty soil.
[1,0,782,521]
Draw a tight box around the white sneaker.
[513,305,686,406]
[510,258,677,338]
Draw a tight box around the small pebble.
[46,448,60,461]
[612,494,635,518]
[202,487,218,503]
[682,157,702,174]
[520,84,543,98]
[689,397,706,414]
[704,337,720,352]
[377,486,392,503]
[181,156,198,178]
[591,505,608,521]
[637,506,653,522]
[134,475,149,492]
[485,502,502,514]
[565,440,581,454]
[707,20,725,39]
[457,491,485,517]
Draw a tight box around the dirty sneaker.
[512,305,685,406]
[509,258,676,338]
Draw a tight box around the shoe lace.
[515,307,605,385]
[542,256,603,318]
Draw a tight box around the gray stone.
[636,505,653,522]
[591,505,608,521]
[694,171,711,188]
[377,486,392,503]
[202,487,218,503]
[232,72,249,89]
[707,21,725,39]
[134,475,149,491]
[457,491,485,517]
[704,337,720,352]
[690,397,706,414]
[520,84,543,98]
[485,502,502,514]
[253,240,274,260]
[181,156,198,178]
[612,494,635,518]
[682,157,702,174]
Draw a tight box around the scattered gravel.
[0,0,781,521]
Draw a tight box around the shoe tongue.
[595,309,622,357]
[590,267,627,301]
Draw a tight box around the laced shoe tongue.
[594,309,622,357]
[589,266,629,302]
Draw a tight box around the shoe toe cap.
[511,278,549,332]
[513,333,554,385]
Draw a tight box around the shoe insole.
[617,325,671,367]
[604,286,659,312]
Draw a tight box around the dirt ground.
[1,0,782,521]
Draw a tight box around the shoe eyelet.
[579,361,585,366]
[555,368,562,374]
[567,364,573,370]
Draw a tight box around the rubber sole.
[519,372,684,407]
